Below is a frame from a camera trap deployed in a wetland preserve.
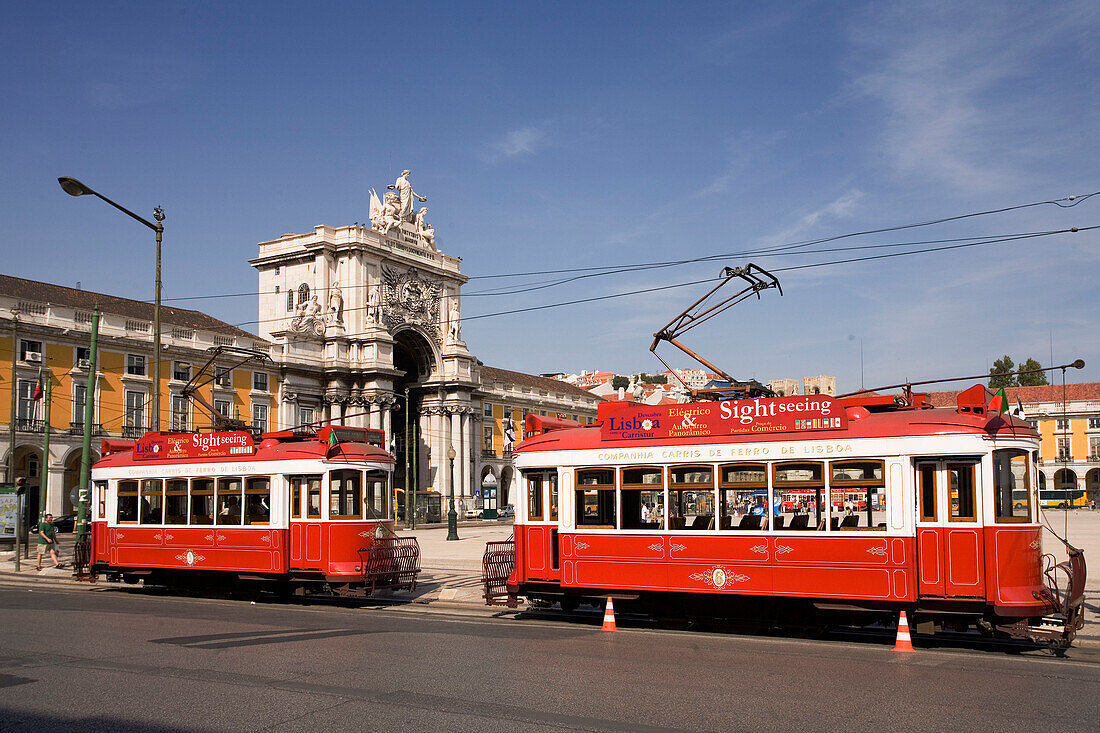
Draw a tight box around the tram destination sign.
[600,395,846,441]
[133,431,257,461]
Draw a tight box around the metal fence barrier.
[359,532,421,594]
[482,536,517,607]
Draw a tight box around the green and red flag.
[989,386,1010,414]
[32,369,44,401]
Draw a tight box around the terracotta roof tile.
[482,365,604,402]
[0,273,264,341]
[927,382,1100,407]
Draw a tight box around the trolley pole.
[76,308,99,547]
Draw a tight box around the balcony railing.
[68,422,106,436]
[122,425,145,439]
[15,418,44,433]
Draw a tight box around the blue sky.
[1,1,1098,393]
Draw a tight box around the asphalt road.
[2,586,1099,732]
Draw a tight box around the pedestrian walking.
[37,513,63,570]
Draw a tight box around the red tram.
[492,386,1086,646]
[89,425,419,596]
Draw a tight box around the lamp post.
[58,177,164,432]
[446,444,459,541]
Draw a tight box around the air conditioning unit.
[24,352,42,363]
[77,359,90,369]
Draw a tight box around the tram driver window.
[994,449,1031,523]
[329,469,362,519]
[364,471,387,519]
[191,479,214,525]
[830,461,886,530]
[117,480,138,523]
[245,477,271,525]
[620,467,664,530]
[947,464,977,522]
[576,469,615,528]
[140,479,163,524]
[216,478,243,525]
[165,479,188,524]
[668,466,714,531]
[719,464,767,530]
[307,476,322,519]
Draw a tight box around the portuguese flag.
[990,386,1010,414]
[328,429,339,446]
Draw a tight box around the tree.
[989,355,1016,389]
[1017,357,1049,386]
[611,375,630,390]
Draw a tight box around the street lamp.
[446,444,459,541]
[58,177,164,432]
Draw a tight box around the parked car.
[498,505,515,520]
[51,514,76,533]
[464,507,481,520]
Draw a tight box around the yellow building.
[1,274,276,516]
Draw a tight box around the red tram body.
[89,426,419,595]
[496,387,1085,645]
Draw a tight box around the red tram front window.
[165,480,188,524]
[330,469,362,519]
[947,463,978,522]
[994,449,1031,523]
[245,477,271,525]
[216,478,243,525]
[307,476,322,519]
[140,479,162,524]
[917,465,937,522]
[117,480,138,523]
[364,470,387,519]
[95,481,107,520]
[191,479,214,525]
[526,474,543,521]
[576,469,615,528]
[548,473,558,521]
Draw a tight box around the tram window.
[621,466,664,530]
[548,473,558,522]
[244,477,271,525]
[216,478,243,525]
[576,468,615,527]
[830,460,887,530]
[140,479,163,524]
[918,465,937,522]
[948,464,977,521]
[329,470,362,519]
[774,462,825,530]
[165,479,188,524]
[994,449,1031,523]
[95,481,107,519]
[117,480,139,523]
[669,466,714,531]
[307,476,322,519]
[364,470,386,519]
[719,463,766,530]
[527,475,543,521]
[191,479,214,525]
[290,477,303,519]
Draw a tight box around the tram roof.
[514,400,1037,454]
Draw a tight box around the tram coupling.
[999,545,1086,649]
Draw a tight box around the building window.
[253,372,269,392]
[1056,418,1070,431]
[173,362,191,381]
[74,384,86,421]
[1057,437,1072,461]
[252,403,268,432]
[483,425,494,451]
[214,366,231,388]
[19,339,42,361]
[213,399,231,425]
[16,380,37,421]
[297,283,310,307]
[1090,418,1100,430]
[1027,419,1039,430]
[299,407,314,427]
[286,290,295,312]
[126,354,146,376]
[171,395,189,431]
[76,346,91,366]
[483,402,492,417]
[125,391,146,428]
[1089,436,1100,460]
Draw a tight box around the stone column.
[369,401,381,431]
[459,410,470,502]
[382,402,393,452]
[450,410,462,504]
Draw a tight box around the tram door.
[289,475,324,569]
[915,461,985,598]
[523,471,560,582]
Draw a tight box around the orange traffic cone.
[602,597,617,631]
[893,611,915,652]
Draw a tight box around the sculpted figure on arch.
[388,169,426,223]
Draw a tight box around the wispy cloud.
[483,125,548,163]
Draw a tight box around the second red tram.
[495,386,1085,646]
[89,425,419,596]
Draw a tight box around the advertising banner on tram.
[133,431,256,461]
[599,395,847,441]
